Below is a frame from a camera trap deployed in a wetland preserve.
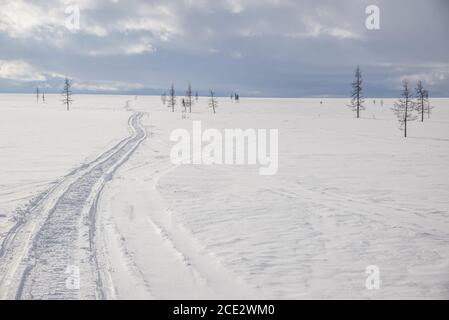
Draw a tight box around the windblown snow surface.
[1,94,449,299]
[0,94,130,237]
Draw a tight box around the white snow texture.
[0,94,448,299]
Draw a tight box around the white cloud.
[115,4,181,42]
[72,80,145,92]
[230,51,243,59]
[0,59,145,92]
[0,0,447,96]
[326,27,358,40]
[0,0,63,38]
[287,17,359,40]
[0,60,48,81]
[398,70,449,87]
[225,0,245,14]
[116,17,180,41]
[124,42,156,55]
[88,38,156,56]
[83,23,109,37]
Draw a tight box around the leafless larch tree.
[209,90,218,114]
[392,79,416,138]
[415,80,429,122]
[186,83,193,113]
[168,84,176,112]
[348,65,365,118]
[61,78,73,111]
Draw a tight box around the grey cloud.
[0,0,448,96]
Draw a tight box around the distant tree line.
[35,78,73,111]
[161,83,239,115]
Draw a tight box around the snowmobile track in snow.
[0,112,147,299]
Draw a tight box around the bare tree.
[42,91,45,103]
[186,83,193,113]
[348,65,365,118]
[161,92,167,105]
[62,78,73,111]
[209,90,218,114]
[36,87,40,103]
[392,79,416,138]
[195,91,199,102]
[415,80,429,122]
[168,84,176,112]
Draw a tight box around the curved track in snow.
[0,112,146,299]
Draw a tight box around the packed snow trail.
[0,112,146,299]
[94,128,262,300]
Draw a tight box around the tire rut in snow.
[13,112,146,299]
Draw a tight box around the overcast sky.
[0,0,448,97]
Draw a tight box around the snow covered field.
[0,94,131,237]
[1,94,449,299]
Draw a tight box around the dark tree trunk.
[404,101,408,138]
[421,98,424,122]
